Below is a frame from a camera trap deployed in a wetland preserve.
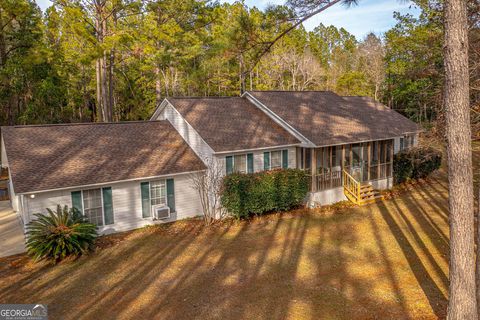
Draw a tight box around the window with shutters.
[226,154,252,174]
[264,150,288,170]
[150,180,167,206]
[234,154,247,173]
[270,151,282,169]
[72,187,114,226]
[83,188,104,226]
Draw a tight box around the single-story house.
[2,90,420,234]
[1,121,206,234]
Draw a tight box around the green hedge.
[393,146,442,184]
[221,169,309,219]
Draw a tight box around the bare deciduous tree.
[190,157,227,225]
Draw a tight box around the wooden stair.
[342,169,383,205]
[358,184,383,205]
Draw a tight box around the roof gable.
[2,121,206,194]
[166,97,301,152]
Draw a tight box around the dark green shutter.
[71,191,83,215]
[226,156,233,175]
[282,150,288,169]
[247,153,254,173]
[264,152,270,170]
[102,187,114,225]
[166,178,175,213]
[141,182,151,218]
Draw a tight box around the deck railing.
[315,170,342,191]
[342,169,361,202]
[369,162,392,180]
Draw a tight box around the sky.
[35,0,420,39]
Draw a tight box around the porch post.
[377,141,381,178]
[390,139,394,177]
[367,142,371,180]
[311,148,317,192]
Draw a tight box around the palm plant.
[26,205,97,263]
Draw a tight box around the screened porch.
[297,139,394,192]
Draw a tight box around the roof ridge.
[1,120,166,129]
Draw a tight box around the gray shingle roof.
[166,97,301,152]
[2,121,206,194]
[247,91,421,147]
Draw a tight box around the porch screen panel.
[315,146,341,191]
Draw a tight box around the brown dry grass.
[0,141,478,320]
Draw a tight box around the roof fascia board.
[213,143,301,155]
[149,99,169,120]
[242,92,316,147]
[163,99,216,157]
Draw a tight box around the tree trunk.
[95,58,102,122]
[444,0,477,318]
[101,18,110,122]
[155,66,162,105]
[109,48,115,121]
[239,54,245,94]
[477,187,480,318]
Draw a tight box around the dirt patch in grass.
[2,140,478,319]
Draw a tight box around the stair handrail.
[342,169,361,202]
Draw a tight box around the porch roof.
[247,91,421,147]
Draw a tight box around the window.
[264,149,288,170]
[234,154,247,173]
[83,188,104,226]
[401,135,415,150]
[271,151,282,169]
[150,180,166,206]
[71,187,113,226]
[141,179,175,218]
[226,153,253,174]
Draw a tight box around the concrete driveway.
[0,201,26,257]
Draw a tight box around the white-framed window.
[401,135,415,150]
[82,188,104,226]
[150,180,167,206]
[264,149,288,170]
[72,187,114,227]
[270,150,282,169]
[225,153,253,174]
[234,154,247,173]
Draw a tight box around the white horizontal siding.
[21,173,203,234]
[155,102,214,160]
[214,146,297,175]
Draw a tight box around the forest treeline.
[0,0,478,134]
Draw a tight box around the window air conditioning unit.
[152,205,170,220]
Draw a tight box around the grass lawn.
[0,141,478,320]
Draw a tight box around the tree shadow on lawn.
[0,189,451,319]
[374,195,448,319]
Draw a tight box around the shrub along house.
[2,90,420,235]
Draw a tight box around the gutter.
[213,143,301,155]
